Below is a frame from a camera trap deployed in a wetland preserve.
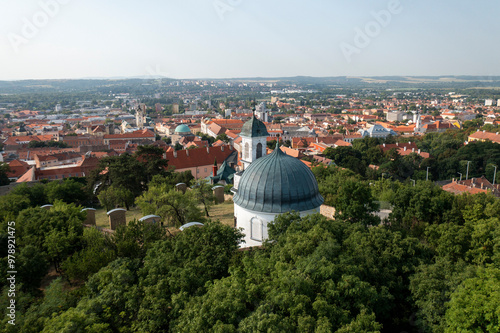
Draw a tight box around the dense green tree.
[0,162,10,186]
[10,183,48,207]
[410,258,476,333]
[97,185,135,210]
[389,181,454,236]
[87,153,147,199]
[113,219,166,259]
[45,179,89,205]
[18,278,78,333]
[133,145,169,183]
[0,193,30,221]
[318,168,379,225]
[135,183,203,227]
[324,146,367,176]
[176,213,428,332]
[137,221,243,331]
[62,227,116,281]
[445,266,500,332]
[15,201,84,274]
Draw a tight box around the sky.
[1,0,499,80]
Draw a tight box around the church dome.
[174,124,191,134]
[240,115,269,138]
[234,147,324,213]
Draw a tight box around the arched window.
[244,143,250,159]
[250,217,263,241]
[256,143,263,159]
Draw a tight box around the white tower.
[413,111,422,134]
[136,104,146,129]
[240,114,269,170]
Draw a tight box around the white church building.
[232,114,324,248]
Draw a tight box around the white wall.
[234,204,321,248]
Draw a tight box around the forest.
[0,129,499,332]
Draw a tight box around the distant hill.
[1,76,500,94]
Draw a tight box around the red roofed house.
[380,142,430,159]
[442,176,500,197]
[103,129,155,145]
[16,155,100,182]
[468,130,500,144]
[7,160,31,180]
[165,145,236,179]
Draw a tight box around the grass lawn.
[94,207,144,229]
[206,200,234,227]
[93,199,235,229]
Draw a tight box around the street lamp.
[410,179,415,187]
[493,165,497,186]
[466,161,471,180]
[426,167,430,181]
[457,172,462,181]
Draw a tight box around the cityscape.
[1,1,500,332]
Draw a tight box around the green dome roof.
[175,124,191,133]
[234,147,324,213]
[240,115,269,138]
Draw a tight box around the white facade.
[234,204,321,248]
[240,135,267,170]
[255,102,269,123]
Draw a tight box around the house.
[103,129,155,145]
[468,130,500,144]
[16,155,100,182]
[34,152,83,168]
[7,160,30,180]
[358,124,397,139]
[165,145,236,179]
[442,176,500,197]
[380,142,430,159]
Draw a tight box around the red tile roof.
[165,145,235,171]
[103,129,155,139]
[8,160,30,178]
[468,131,500,144]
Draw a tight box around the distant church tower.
[413,111,422,134]
[136,103,146,129]
[240,112,269,170]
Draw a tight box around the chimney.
[418,149,421,154]
[207,147,210,154]
[186,149,189,157]
[383,143,386,147]
[404,146,407,151]
[173,151,177,158]
[481,182,484,189]
[221,145,224,152]
[213,158,218,177]
[412,148,415,152]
